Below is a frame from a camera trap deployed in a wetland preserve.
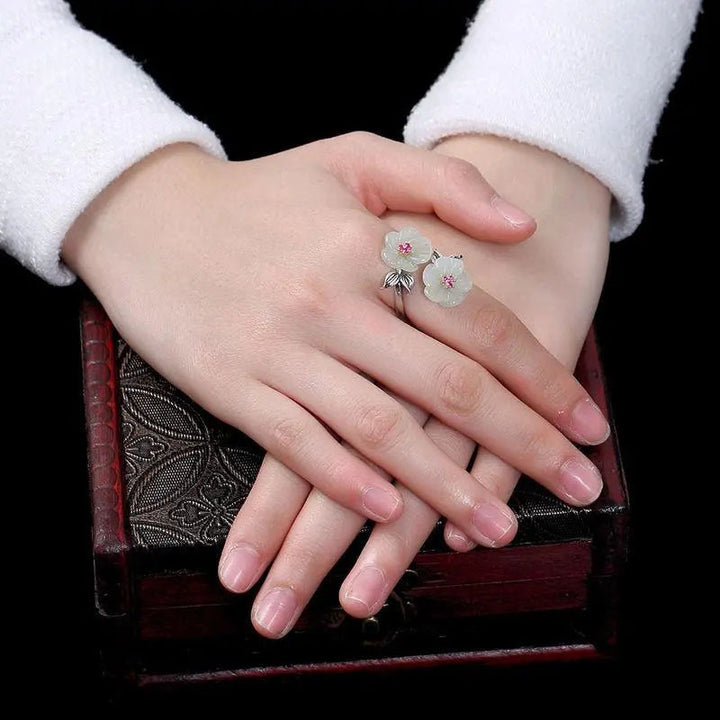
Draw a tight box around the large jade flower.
[381,227,433,272]
[422,255,473,308]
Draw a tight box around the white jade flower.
[381,227,433,272]
[422,255,473,307]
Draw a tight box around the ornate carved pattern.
[116,340,261,549]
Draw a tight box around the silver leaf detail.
[383,270,400,288]
[399,272,414,292]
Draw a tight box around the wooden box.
[81,299,628,689]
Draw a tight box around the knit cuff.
[0,8,225,285]
[404,0,700,241]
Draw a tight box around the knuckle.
[285,276,332,320]
[541,373,578,413]
[183,330,233,385]
[342,130,379,148]
[467,303,516,351]
[335,208,379,241]
[523,359,581,418]
[269,417,307,454]
[473,462,516,498]
[436,361,484,416]
[442,157,481,188]
[282,547,319,581]
[518,426,557,463]
[376,526,414,559]
[355,403,405,450]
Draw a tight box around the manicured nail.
[219,542,261,593]
[446,527,476,551]
[253,587,298,638]
[559,458,603,505]
[570,397,610,445]
[491,194,534,227]
[362,486,401,521]
[471,503,517,547]
[343,566,388,615]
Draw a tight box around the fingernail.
[471,503,517,547]
[362,486,401,521]
[559,458,603,505]
[343,566,388,615]
[491,194,534,227]
[446,527,476,551]
[570,397,610,445]
[219,542,261,593]
[253,587,298,638]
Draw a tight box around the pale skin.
[62,132,610,638]
[223,135,611,638]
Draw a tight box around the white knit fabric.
[0,0,225,285]
[405,0,701,241]
[0,2,703,286]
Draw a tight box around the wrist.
[61,143,222,287]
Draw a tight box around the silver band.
[392,286,406,321]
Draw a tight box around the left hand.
[219,135,611,638]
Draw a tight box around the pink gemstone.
[398,242,412,254]
[441,274,455,289]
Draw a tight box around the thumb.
[329,132,536,244]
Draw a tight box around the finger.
[250,490,366,639]
[399,283,610,446]
[220,378,431,596]
[444,448,522,552]
[268,346,518,548]
[218,453,310,593]
[329,132,535,242]
[251,395,432,638]
[333,301,604,506]
[340,419,477,618]
[212,381,404,524]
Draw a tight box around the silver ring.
[392,285,406,321]
[381,226,472,312]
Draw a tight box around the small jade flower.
[422,255,473,308]
[381,227,433,272]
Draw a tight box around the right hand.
[63,132,608,548]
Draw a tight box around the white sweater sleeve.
[0,0,225,286]
[404,0,701,241]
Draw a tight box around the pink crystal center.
[398,242,413,255]
[441,274,456,289]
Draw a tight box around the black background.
[1,0,712,707]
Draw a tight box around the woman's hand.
[62,130,607,604]
[220,135,611,638]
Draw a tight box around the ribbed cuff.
[404,0,700,241]
[0,10,225,285]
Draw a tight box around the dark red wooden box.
[81,299,628,688]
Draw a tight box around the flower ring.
[380,226,471,314]
[381,227,433,320]
[422,252,473,308]
[381,227,433,273]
